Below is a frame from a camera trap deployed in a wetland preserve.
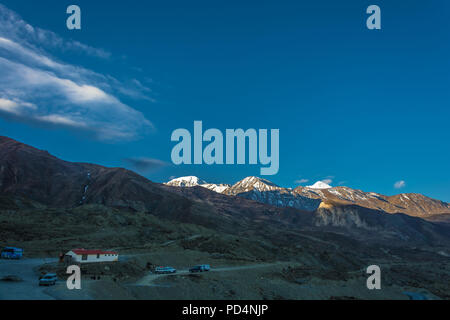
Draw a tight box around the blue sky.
[0,0,449,201]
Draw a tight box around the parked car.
[189,264,210,273]
[0,247,23,259]
[39,273,58,286]
[154,266,177,274]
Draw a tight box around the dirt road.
[0,258,57,300]
[135,262,295,286]
[0,257,97,300]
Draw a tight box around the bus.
[0,247,23,259]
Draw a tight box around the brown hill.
[0,136,189,216]
[293,186,450,217]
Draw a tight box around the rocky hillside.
[293,185,450,217]
[0,136,190,215]
[0,136,310,234]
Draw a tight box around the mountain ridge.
[165,175,450,218]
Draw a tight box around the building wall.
[65,251,119,264]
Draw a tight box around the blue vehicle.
[154,266,177,274]
[0,247,23,259]
[189,264,210,273]
[39,273,58,286]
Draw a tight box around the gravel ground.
[0,258,57,300]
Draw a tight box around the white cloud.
[0,5,154,141]
[0,5,153,101]
[0,97,36,114]
[295,178,309,184]
[123,157,169,173]
[0,98,19,114]
[0,4,110,59]
[394,180,406,189]
[36,114,87,128]
[322,179,333,185]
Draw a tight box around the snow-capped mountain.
[165,176,231,193]
[200,183,231,193]
[226,176,282,193]
[306,181,332,189]
[165,176,450,217]
[165,176,207,187]
[222,176,320,211]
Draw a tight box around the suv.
[154,266,177,274]
[39,273,58,286]
[189,264,210,273]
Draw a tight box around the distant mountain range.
[165,176,450,218]
[1,135,450,247]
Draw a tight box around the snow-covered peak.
[306,181,332,189]
[165,176,206,187]
[230,176,281,193]
[165,176,230,193]
[201,183,231,193]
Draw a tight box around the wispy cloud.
[394,180,406,189]
[322,178,333,185]
[0,4,110,59]
[295,178,309,184]
[0,97,35,114]
[0,5,154,141]
[123,157,169,173]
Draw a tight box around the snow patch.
[306,181,332,189]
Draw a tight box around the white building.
[65,249,119,264]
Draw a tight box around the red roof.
[71,249,118,255]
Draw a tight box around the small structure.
[64,249,118,264]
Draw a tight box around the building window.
[82,254,87,260]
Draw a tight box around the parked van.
[189,264,210,273]
[39,273,58,286]
[0,247,23,259]
[154,266,177,274]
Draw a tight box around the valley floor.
[1,205,449,300]
[1,249,447,300]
